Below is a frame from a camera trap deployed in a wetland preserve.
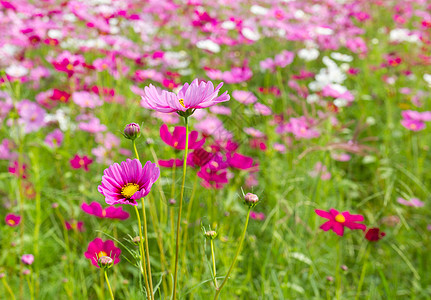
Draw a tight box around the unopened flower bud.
[204,230,218,240]
[98,256,114,269]
[22,269,30,275]
[132,236,141,244]
[169,198,176,205]
[326,276,334,282]
[244,193,259,208]
[123,123,141,141]
[341,265,348,271]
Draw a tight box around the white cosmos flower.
[196,39,220,53]
[298,48,319,61]
[242,28,260,41]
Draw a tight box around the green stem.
[133,139,154,299]
[104,271,115,300]
[2,277,16,300]
[134,206,151,300]
[214,208,251,300]
[142,199,154,298]
[133,141,140,161]
[172,116,189,300]
[355,246,370,300]
[210,240,218,289]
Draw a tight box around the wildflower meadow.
[1,0,431,299]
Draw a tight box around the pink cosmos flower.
[84,238,121,268]
[141,79,229,114]
[232,90,257,104]
[65,220,84,232]
[315,209,366,236]
[309,162,331,181]
[400,119,425,131]
[70,155,93,171]
[397,197,424,207]
[21,254,34,265]
[250,211,265,221]
[45,129,63,148]
[5,213,21,227]
[98,159,160,206]
[73,91,103,108]
[9,161,28,179]
[16,100,46,133]
[81,202,129,220]
[160,124,205,150]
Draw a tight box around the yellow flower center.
[102,209,106,217]
[174,141,179,147]
[335,214,346,223]
[8,220,15,225]
[178,98,185,108]
[410,123,417,130]
[97,251,107,259]
[60,96,66,102]
[121,183,140,198]
[66,64,73,70]
[79,159,85,166]
[102,63,107,69]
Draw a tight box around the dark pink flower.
[5,213,21,227]
[160,124,205,150]
[315,209,366,236]
[98,159,160,206]
[81,202,129,220]
[70,155,93,171]
[8,161,28,179]
[365,228,386,242]
[158,159,183,168]
[84,238,121,268]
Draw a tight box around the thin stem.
[142,199,154,298]
[210,240,218,289]
[172,116,189,300]
[214,208,251,300]
[104,270,115,300]
[2,277,16,300]
[134,206,151,300]
[133,141,140,161]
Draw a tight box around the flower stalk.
[214,208,251,300]
[172,116,189,300]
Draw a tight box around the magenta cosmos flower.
[98,159,160,206]
[84,238,121,268]
[70,155,93,171]
[160,124,205,150]
[5,213,21,227]
[141,79,230,116]
[315,209,366,236]
[81,202,129,220]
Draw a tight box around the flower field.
[1,0,431,299]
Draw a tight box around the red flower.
[365,227,386,242]
[70,155,93,171]
[315,208,366,236]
